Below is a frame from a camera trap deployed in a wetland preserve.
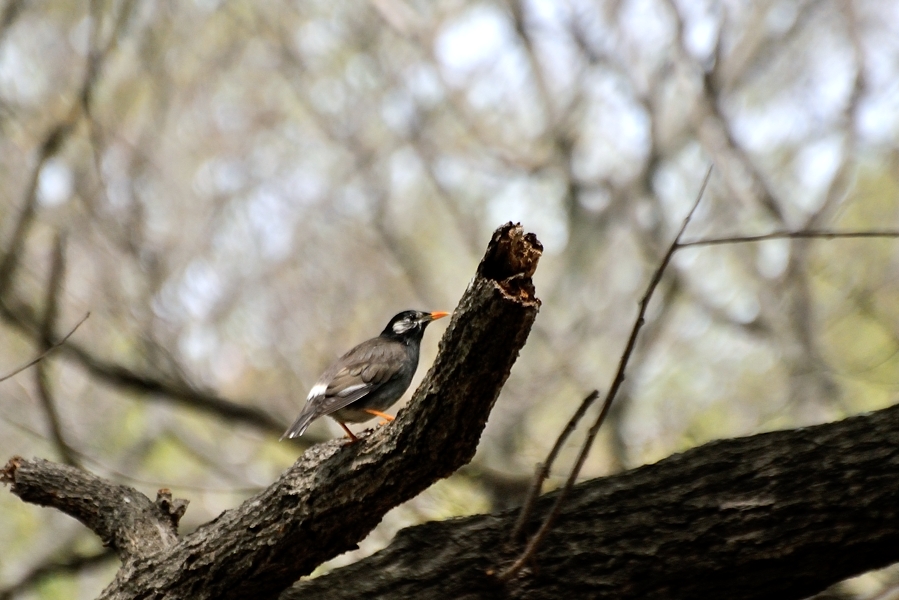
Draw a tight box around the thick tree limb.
[2,222,543,600]
[0,457,187,562]
[288,401,899,600]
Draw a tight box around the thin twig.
[0,117,74,296]
[671,0,785,223]
[33,234,82,467]
[0,413,266,494]
[678,230,899,248]
[34,367,81,467]
[510,390,599,542]
[0,312,90,383]
[0,296,290,434]
[0,0,127,299]
[499,165,714,581]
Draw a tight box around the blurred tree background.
[1,0,898,598]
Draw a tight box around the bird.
[280,310,449,442]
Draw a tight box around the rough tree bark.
[4,223,898,599]
[288,401,899,600]
[2,223,544,600]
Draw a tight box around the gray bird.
[280,310,449,442]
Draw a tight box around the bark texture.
[0,457,187,562]
[7,223,898,600]
[288,402,899,600]
[2,222,543,600]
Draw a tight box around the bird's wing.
[308,340,408,417]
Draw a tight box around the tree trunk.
[2,223,543,600]
[288,401,899,599]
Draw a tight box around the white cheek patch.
[307,382,327,400]
[392,320,415,334]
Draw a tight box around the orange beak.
[429,311,450,320]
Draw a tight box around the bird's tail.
[280,406,316,441]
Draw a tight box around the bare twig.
[0,295,290,436]
[300,401,899,599]
[0,414,264,494]
[499,165,713,580]
[2,223,543,600]
[510,390,599,542]
[679,230,899,248]
[662,0,785,223]
[0,0,132,298]
[510,0,555,127]
[0,117,76,296]
[805,0,865,230]
[0,312,89,383]
[34,369,80,467]
[33,235,82,467]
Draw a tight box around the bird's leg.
[337,421,359,442]
[363,409,395,424]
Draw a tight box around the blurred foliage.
[1,0,898,597]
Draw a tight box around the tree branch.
[2,222,543,600]
[34,233,82,468]
[502,166,713,578]
[510,390,599,542]
[0,294,290,436]
[679,230,899,248]
[0,311,89,383]
[1,457,187,562]
[288,400,899,600]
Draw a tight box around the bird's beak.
[427,311,450,321]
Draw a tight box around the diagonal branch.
[0,118,76,296]
[509,390,599,542]
[0,312,89,383]
[679,230,899,248]
[662,0,785,224]
[289,400,899,600]
[3,222,543,600]
[501,166,714,578]
[33,234,82,468]
[0,0,129,298]
[1,457,188,562]
[0,294,290,435]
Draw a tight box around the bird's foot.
[362,409,395,422]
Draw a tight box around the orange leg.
[363,408,395,423]
[337,421,359,442]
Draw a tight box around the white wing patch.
[307,382,327,400]
[336,383,368,398]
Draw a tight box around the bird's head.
[381,310,449,343]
